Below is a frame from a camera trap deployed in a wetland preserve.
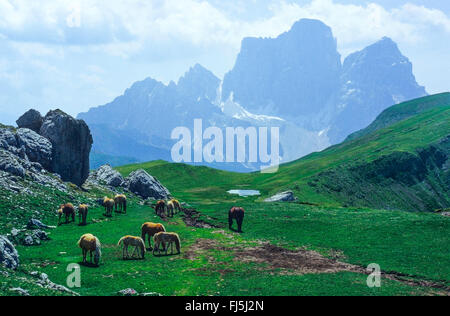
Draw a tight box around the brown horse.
[58,203,76,225]
[229,207,245,233]
[155,200,166,217]
[141,222,166,250]
[103,197,115,217]
[78,204,89,226]
[114,194,127,214]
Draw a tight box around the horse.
[103,197,115,217]
[58,203,76,225]
[117,236,145,260]
[153,232,181,255]
[167,200,175,217]
[77,234,101,266]
[155,200,166,217]
[229,207,245,233]
[78,204,89,226]
[114,194,127,214]
[141,222,166,250]
[170,199,181,214]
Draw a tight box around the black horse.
[229,207,245,233]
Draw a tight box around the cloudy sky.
[0,0,449,124]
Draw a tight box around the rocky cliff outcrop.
[40,110,93,186]
[88,164,124,187]
[0,109,93,188]
[124,169,171,200]
[16,109,43,134]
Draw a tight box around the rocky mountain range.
[78,18,427,171]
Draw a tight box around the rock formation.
[16,109,43,134]
[40,110,93,186]
[124,169,170,200]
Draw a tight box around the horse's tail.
[139,238,146,256]
[174,235,181,253]
[160,224,166,232]
[94,237,102,265]
[123,199,127,213]
[117,236,127,246]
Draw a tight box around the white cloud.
[1,0,449,55]
[0,0,449,118]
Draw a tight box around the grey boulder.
[0,150,26,177]
[16,109,44,133]
[124,169,170,200]
[93,165,124,187]
[264,191,296,202]
[16,128,52,171]
[0,236,19,270]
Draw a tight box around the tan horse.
[103,197,115,217]
[167,200,175,217]
[155,200,166,216]
[114,194,127,214]
[153,232,181,255]
[170,199,181,214]
[77,234,101,266]
[117,236,146,259]
[78,204,88,226]
[141,222,166,250]
[58,203,76,225]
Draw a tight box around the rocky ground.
[0,110,172,296]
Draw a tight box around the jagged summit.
[223,18,341,118]
[177,63,220,102]
[78,18,428,171]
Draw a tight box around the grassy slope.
[2,95,449,296]
[15,198,448,296]
[346,92,450,141]
[117,105,450,208]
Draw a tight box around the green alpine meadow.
[1,6,449,299]
[1,93,449,296]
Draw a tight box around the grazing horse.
[114,194,127,214]
[117,236,146,260]
[167,200,175,217]
[77,234,102,266]
[78,204,89,226]
[229,207,245,233]
[153,232,181,255]
[141,222,166,250]
[155,200,166,217]
[170,199,181,214]
[103,197,115,217]
[58,203,76,225]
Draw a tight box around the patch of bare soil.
[234,243,353,275]
[184,239,450,294]
[183,238,228,261]
[181,208,221,229]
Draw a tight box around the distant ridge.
[346,92,450,141]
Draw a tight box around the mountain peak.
[289,18,332,34]
[177,64,220,101]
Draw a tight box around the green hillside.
[117,98,450,211]
[346,92,450,141]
